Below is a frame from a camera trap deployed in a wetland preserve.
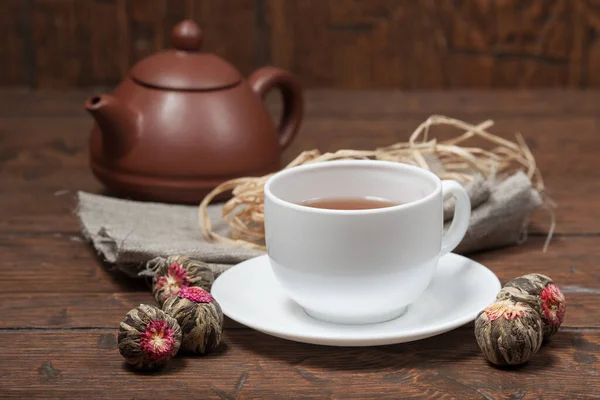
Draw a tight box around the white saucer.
[211,254,501,347]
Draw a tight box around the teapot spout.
[84,94,139,158]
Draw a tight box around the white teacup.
[263,160,471,324]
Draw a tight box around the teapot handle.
[248,67,303,150]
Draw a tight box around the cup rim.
[264,159,443,215]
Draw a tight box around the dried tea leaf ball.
[502,273,566,340]
[496,286,540,308]
[118,304,182,370]
[162,286,224,355]
[475,299,543,366]
[151,255,216,306]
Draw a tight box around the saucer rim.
[212,253,501,347]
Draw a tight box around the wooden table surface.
[0,89,599,399]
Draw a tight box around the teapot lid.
[130,20,241,90]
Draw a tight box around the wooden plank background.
[3,0,600,89]
[1,89,600,397]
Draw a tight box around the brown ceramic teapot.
[84,20,303,203]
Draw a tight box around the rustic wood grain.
[526,176,600,235]
[0,0,26,85]
[4,89,600,119]
[0,235,596,326]
[0,288,595,329]
[472,236,600,289]
[4,113,599,176]
[0,89,599,398]
[189,0,260,77]
[440,0,571,88]
[0,236,151,293]
[263,0,600,88]
[0,173,596,235]
[81,0,129,86]
[20,0,259,88]
[0,292,246,330]
[1,97,600,177]
[1,329,599,399]
[266,0,600,90]
[31,0,84,88]
[267,0,448,89]
[283,116,600,177]
[126,0,168,65]
[0,88,600,234]
[0,292,152,329]
[6,0,600,88]
[124,0,260,76]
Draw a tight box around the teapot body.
[90,78,282,203]
[86,20,303,203]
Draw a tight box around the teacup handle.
[440,180,471,256]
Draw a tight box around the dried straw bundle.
[199,115,547,252]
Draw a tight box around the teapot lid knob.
[172,20,203,51]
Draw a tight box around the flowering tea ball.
[162,286,224,354]
[475,300,543,366]
[151,255,216,306]
[502,273,566,340]
[118,304,182,370]
[496,286,539,307]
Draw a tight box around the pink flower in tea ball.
[139,319,179,362]
[155,262,190,300]
[151,256,216,307]
[501,273,567,340]
[540,283,566,331]
[117,304,182,370]
[178,286,214,303]
[484,300,528,321]
[162,286,222,355]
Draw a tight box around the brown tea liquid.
[298,197,399,210]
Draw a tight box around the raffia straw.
[198,115,552,253]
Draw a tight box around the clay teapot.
[84,20,303,203]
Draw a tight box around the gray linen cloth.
[77,171,541,278]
